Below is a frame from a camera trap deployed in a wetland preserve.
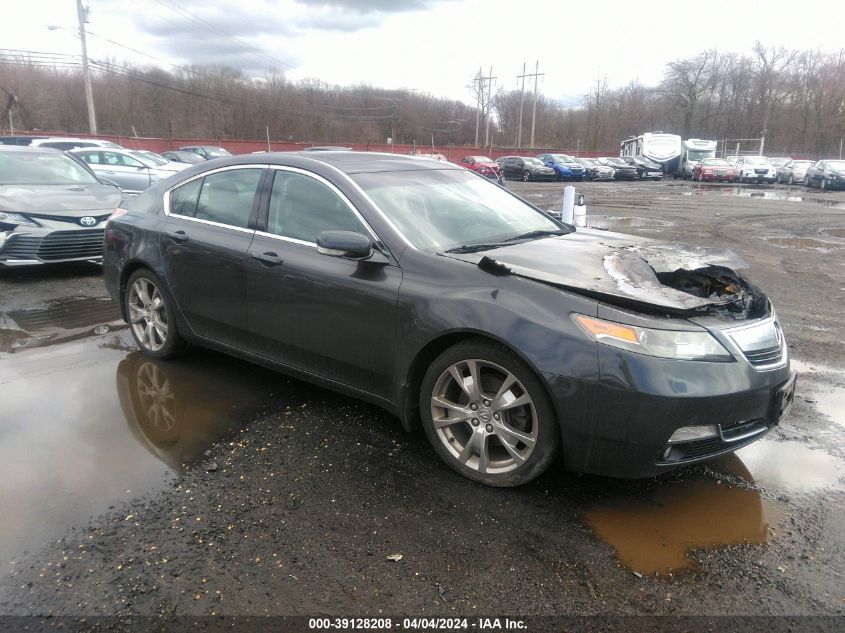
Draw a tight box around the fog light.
[668,425,719,444]
[662,446,673,459]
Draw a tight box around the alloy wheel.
[128,277,169,352]
[135,361,176,434]
[429,358,538,475]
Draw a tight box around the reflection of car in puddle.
[0,296,124,353]
[684,184,845,208]
[117,351,288,470]
[585,455,780,576]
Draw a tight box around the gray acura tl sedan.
[0,146,124,266]
[102,152,796,486]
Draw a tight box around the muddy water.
[584,215,671,231]
[764,237,841,251]
[586,439,843,575]
[0,310,295,573]
[684,185,845,208]
[586,467,781,576]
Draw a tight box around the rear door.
[245,167,402,398]
[160,166,266,348]
[99,151,151,193]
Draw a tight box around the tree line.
[2,42,844,156]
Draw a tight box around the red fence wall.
[9,130,611,161]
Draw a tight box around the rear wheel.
[420,339,560,487]
[522,170,531,182]
[125,269,187,359]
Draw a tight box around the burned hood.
[0,183,124,214]
[442,228,767,318]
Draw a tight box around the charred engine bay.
[655,265,769,320]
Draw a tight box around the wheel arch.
[397,329,559,436]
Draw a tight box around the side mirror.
[316,230,373,259]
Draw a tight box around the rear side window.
[169,178,202,217]
[266,170,366,243]
[196,169,262,228]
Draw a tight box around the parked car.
[0,146,123,266]
[805,160,845,190]
[537,154,587,181]
[776,159,814,185]
[70,148,188,195]
[28,137,123,150]
[692,158,737,183]
[575,158,615,181]
[621,155,664,180]
[597,157,639,180]
[177,145,232,160]
[768,157,791,171]
[735,156,777,183]
[495,155,517,167]
[161,150,206,165]
[103,151,795,486]
[0,136,50,146]
[500,157,556,182]
[460,155,504,184]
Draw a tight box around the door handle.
[252,251,283,266]
[165,230,189,243]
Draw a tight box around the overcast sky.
[3,0,845,106]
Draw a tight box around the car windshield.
[701,159,729,166]
[522,158,543,166]
[131,151,169,166]
[205,148,231,157]
[352,169,564,252]
[794,161,814,167]
[579,159,596,166]
[470,156,495,164]
[686,150,714,161]
[604,158,627,166]
[745,158,770,165]
[826,160,845,170]
[0,151,100,185]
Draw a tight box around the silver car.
[0,146,123,266]
[70,148,188,195]
[777,159,814,185]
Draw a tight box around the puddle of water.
[586,457,782,576]
[684,185,845,208]
[585,215,671,231]
[763,237,839,252]
[0,328,294,573]
[0,296,124,354]
[728,440,844,492]
[789,360,845,428]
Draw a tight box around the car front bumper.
[543,338,794,478]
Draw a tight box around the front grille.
[744,345,784,367]
[29,213,110,226]
[37,229,104,261]
[754,169,769,174]
[2,235,41,259]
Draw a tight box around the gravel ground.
[0,179,843,624]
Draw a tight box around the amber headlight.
[572,314,733,361]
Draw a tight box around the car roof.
[214,151,463,174]
[0,145,63,155]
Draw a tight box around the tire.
[420,338,560,487]
[821,178,827,191]
[124,268,188,359]
[522,170,531,182]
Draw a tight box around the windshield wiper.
[502,229,570,242]
[444,242,509,254]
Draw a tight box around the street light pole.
[76,0,97,134]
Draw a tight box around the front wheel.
[420,339,560,487]
[522,170,531,182]
[125,269,187,359]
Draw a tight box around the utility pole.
[76,0,97,134]
[484,66,496,149]
[516,62,526,149]
[528,60,544,149]
[474,67,482,148]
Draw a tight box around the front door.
[246,168,402,398]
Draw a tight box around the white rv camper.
[677,138,718,178]
[620,132,683,173]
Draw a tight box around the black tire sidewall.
[125,268,186,359]
[419,338,560,487]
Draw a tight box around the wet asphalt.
[0,179,844,620]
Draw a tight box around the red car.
[460,155,504,184]
[692,158,736,182]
